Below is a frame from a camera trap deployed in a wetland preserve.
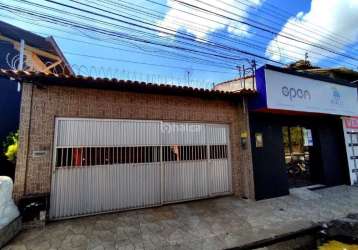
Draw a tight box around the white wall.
[265,69,358,116]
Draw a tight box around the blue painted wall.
[248,66,268,111]
[0,41,21,178]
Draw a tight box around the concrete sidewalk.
[4,185,358,250]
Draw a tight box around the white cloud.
[157,0,263,40]
[265,0,358,65]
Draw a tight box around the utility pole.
[251,59,257,90]
[186,70,191,86]
[236,65,242,78]
[304,52,309,64]
[250,59,256,71]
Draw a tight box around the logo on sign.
[281,86,311,101]
[161,123,202,134]
[330,87,342,105]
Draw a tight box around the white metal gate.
[50,118,231,219]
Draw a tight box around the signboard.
[303,128,313,147]
[344,117,358,129]
[342,117,358,185]
[255,133,263,148]
[252,67,358,116]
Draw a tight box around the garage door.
[50,118,231,219]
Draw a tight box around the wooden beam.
[28,52,63,73]
[0,35,61,61]
[27,51,48,73]
[43,60,62,72]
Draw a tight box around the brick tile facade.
[14,82,255,201]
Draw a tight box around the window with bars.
[55,144,228,167]
[56,146,160,167]
[162,145,207,162]
[209,145,228,159]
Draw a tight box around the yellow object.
[240,131,248,138]
[319,240,358,250]
[4,132,19,163]
[5,142,18,162]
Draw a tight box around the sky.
[0,0,357,88]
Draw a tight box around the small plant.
[3,131,19,164]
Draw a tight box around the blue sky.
[0,0,357,88]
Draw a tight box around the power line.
[2,0,356,70]
[0,4,243,62]
[0,1,272,78]
[81,0,310,64]
[172,0,358,61]
[0,1,283,66]
[64,51,235,73]
[193,0,357,57]
[47,0,358,66]
[96,0,358,67]
[227,0,358,53]
[94,0,312,63]
[4,0,249,63]
[140,0,357,67]
[252,0,357,48]
[0,15,239,82]
[5,15,237,70]
[43,0,285,64]
[3,0,351,69]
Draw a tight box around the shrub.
[3,131,19,164]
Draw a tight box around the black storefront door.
[282,126,323,188]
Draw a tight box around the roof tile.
[0,69,257,99]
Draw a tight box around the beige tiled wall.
[14,83,255,201]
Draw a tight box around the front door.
[282,126,320,188]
